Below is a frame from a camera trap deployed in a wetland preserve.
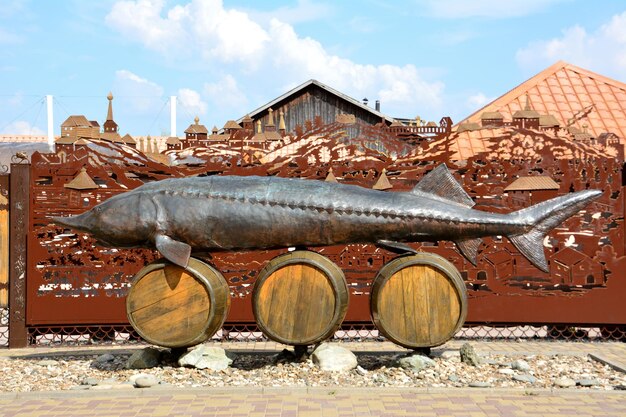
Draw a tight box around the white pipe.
[170,96,177,137]
[46,95,54,151]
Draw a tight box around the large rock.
[396,353,436,372]
[459,343,480,366]
[311,344,357,372]
[126,347,162,369]
[178,345,234,371]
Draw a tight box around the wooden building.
[236,79,395,139]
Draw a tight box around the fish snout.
[51,212,94,232]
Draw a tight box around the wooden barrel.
[252,251,348,346]
[126,257,230,348]
[370,253,467,349]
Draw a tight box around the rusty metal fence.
[2,118,626,349]
[17,323,626,348]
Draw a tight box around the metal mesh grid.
[6,322,623,348]
[0,308,8,347]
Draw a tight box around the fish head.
[52,193,155,248]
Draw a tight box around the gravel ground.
[0,348,624,392]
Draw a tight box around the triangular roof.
[121,134,136,144]
[236,79,395,125]
[457,61,626,139]
[64,167,98,190]
[185,117,209,134]
[61,115,91,127]
[504,176,560,191]
[372,169,393,190]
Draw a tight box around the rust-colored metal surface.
[9,164,28,347]
[24,118,626,333]
[0,174,8,308]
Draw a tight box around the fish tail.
[508,189,602,272]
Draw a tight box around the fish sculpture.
[52,165,601,272]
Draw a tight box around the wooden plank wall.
[0,175,8,307]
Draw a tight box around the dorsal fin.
[412,164,474,208]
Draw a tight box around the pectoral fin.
[377,240,418,254]
[155,234,191,268]
[455,238,482,266]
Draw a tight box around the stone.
[439,351,457,360]
[511,359,531,372]
[355,366,368,376]
[448,374,459,382]
[69,385,90,391]
[311,344,358,372]
[396,353,436,372]
[94,354,115,363]
[554,377,576,388]
[81,377,100,386]
[577,379,598,387]
[127,347,162,369]
[38,360,59,366]
[134,375,159,388]
[469,381,491,388]
[459,343,480,366]
[129,373,154,385]
[178,346,234,371]
[498,368,514,375]
[513,374,536,384]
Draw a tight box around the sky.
[1,0,626,137]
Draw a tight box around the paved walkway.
[0,340,624,416]
[0,387,624,417]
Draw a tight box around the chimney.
[375,100,380,112]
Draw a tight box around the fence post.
[8,164,29,348]
[0,175,8,310]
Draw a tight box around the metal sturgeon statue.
[52,164,601,272]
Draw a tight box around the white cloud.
[417,0,568,19]
[466,92,494,109]
[249,0,333,25]
[107,0,445,117]
[2,120,45,135]
[516,11,626,78]
[177,88,207,116]
[113,69,164,113]
[204,75,248,111]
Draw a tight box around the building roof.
[64,167,99,190]
[540,114,560,127]
[457,61,626,139]
[480,111,503,120]
[236,79,395,125]
[166,136,181,145]
[61,115,91,127]
[373,169,392,190]
[504,176,560,192]
[223,120,242,130]
[185,117,209,134]
[121,134,136,144]
[101,131,123,143]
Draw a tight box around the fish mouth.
[50,213,92,232]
